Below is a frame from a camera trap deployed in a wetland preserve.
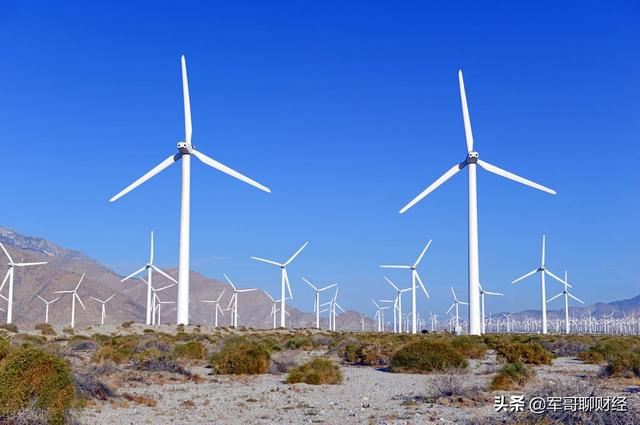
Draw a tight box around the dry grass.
[389,340,468,374]
[286,357,342,385]
[489,361,532,391]
[121,392,156,407]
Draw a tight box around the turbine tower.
[479,283,503,334]
[252,242,308,328]
[512,235,567,334]
[398,71,556,335]
[109,56,271,325]
[301,277,336,329]
[0,243,48,324]
[89,294,116,326]
[201,290,225,327]
[384,276,411,333]
[224,274,257,329]
[380,240,431,334]
[54,274,86,328]
[447,287,468,333]
[36,295,61,324]
[547,270,584,334]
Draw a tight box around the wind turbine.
[36,295,61,324]
[479,283,503,334]
[330,286,345,331]
[89,294,116,326]
[139,277,175,325]
[397,71,557,335]
[224,274,257,329]
[0,243,48,324]
[201,290,225,327]
[512,235,568,334]
[54,274,86,328]
[371,299,386,332]
[547,270,584,334]
[380,240,432,334]
[252,242,308,328]
[384,276,411,333]
[447,287,468,333]
[502,313,513,333]
[302,277,336,329]
[109,56,271,325]
[121,231,177,325]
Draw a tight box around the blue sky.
[1,1,638,319]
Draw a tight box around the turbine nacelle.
[466,151,479,163]
[177,141,192,154]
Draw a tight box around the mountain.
[502,294,640,321]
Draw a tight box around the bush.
[91,335,140,364]
[389,340,467,373]
[286,357,342,385]
[0,347,75,425]
[0,323,18,333]
[451,336,487,359]
[603,351,640,378]
[0,337,10,361]
[121,321,134,329]
[492,339,552,365]
[62,327,74,335]
[173,341,207,362]
[284,336,313,350]
[490,362,532,391]
[74,372,114,401]
[35,323,55,336]
[210,339,271,375]
[135,356,192,377]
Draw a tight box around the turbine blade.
[192,149,271,193]
[150,231,154,264]
[106,294,117,303]
[545,269,573,288]
[181,55,192,144]
[301,277,318,291]
[284,270,293,299]
[458,301,469,305]
[371,299,379,309]
[89,296,102,303]
[415,272,429,298]
[223,273,237,291]
[155,283,175,292]
[53,290,73,294]
[414,239,433,267]
[384,276,400,292]
[262,290,275,302]
[284,242,309,266]
[379,265,411,269]
[37,295,46,303]
[75,274,85,291]
[110,154,180,202]
[484,291,503,296]
[512,269,538,284]
[0,270,10,292]
[446,303,455,314]
[399,163,465,214]
[151,265,178,283]
[567,293,584,304]
[0,243,13,263]
[14,262,47,267]
[215,289,225,302]
[476,159,556,195]
[451,287,457,301]
[75,293,86,310]
[318,283,337,292]
[121,266,147,282]
[546,292,563,303]
[250,257,282,267]
[541,234,546,267]
[458,70,474,153]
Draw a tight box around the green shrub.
[451,336,487,359]
[577,350,605,364]
[91,334,140,364]
[490,361,532,391]
[389,340,467,373]
[284,336,314,350]
[286,357,342,385]
[0,337,10,361]
[173,341,207,362]
[0,347,75,425]
[210,338,271,375]
[493,340,552,365]
[0,323,18,333]
[603,351,640,378]
[35,323,55,336]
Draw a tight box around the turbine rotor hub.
[467,151,479,164]
[177,141,192,154]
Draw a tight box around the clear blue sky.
[1,1,638,319]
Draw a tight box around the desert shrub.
[0,347,75,425]
[284,336,314,350]
[286,357,342,385]
[74,372,114,401]
[35,323,55,336]
[492,339,552,365]
[62,327,74,335]
[389,340,467,373]
[143,328,155,333]
[256,336,281,352]
[540,335,593,357]
[209,338,271,375]
[122,392,156,407]
[92,346,128,364]
[69,336,97,351]
[0,337,10,361]
[121,321,134,329]
[577,350,605,364]
[310,334,334,347]
[91,333,112,344]
[13,333,47,347]
[428,372,466,398]
[602,351,640,378]
[489,362,532,391]
[135,356,191,377]
[575,337,640,377]
[269,352,298,374]
[451,336,487,359]
[0,323,18,333]
[173,341,207,362]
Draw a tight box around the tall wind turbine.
[380,240,431,334]
[201,290,225,327]
[89,294,116,326]
[384,276,411,333]
[547,270,584,334]
[447,287,468,333]
[252,242,308,328]
[398,71,556,335]
[302,277,336,329]
[224,274,257,329]
[479,283,503,334]
[0,243,47,324]
[512,235,567,334]
[36,295,61,324]
[109,56,271,325]
[121,231,177,325]
[54,274,86,328]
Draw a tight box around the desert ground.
[0,323,638,424]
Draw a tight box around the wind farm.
[0,2,638,424]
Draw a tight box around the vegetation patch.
[0,323,18,333]
[0,346,75,425]
[450,336,487,359]
[389,340,467,373]
[210,338,271,375]
[35,323,55,336]
[487,337,552,365]
[490,362,532,391]
[173,340,207,362]
[286,357,342,385]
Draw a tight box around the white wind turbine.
[109,56,271,325]
[371,299,387,332]
[384,276,411,333]
[54,274,86,328]
[479,283,503,334]
[398,71,556,335]
[201,290,226,327]
[0,243,48,324]
[36,295,61,324]
[224,274,257,329]
[329,286,345,331]
[252,242,308,328]
[138,277,175,325]
[447,287,468,333]
[547,270,584,334]
[380,240,432,334]
[512,235,568,334]
[301,277,336,329]
[89,294,116,326]
[121,231,177,325]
